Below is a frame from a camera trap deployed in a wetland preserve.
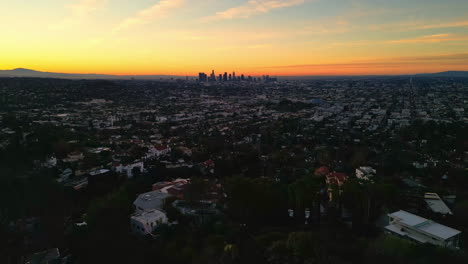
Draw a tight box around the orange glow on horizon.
[1,1,467,76]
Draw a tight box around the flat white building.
[385,210,461,249]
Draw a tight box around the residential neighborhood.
[0,76,467,264]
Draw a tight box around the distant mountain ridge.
[1,68,468,80]
[0,68,180,80]
[415,71,468,77]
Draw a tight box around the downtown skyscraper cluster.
[198,70,277,83]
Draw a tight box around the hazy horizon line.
[1,67,466,78]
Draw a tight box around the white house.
[355,166,376,182]
[131,209,168,236]
[132,190,171,236]
[115,162,144,178]
[384,210,461,249]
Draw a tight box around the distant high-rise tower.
[198,72,207,82]
[210,70,216,82]
[232,72,236,81]
[229,74,232,81]
[223,72,228,82]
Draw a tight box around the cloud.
[387,33,468,44]
[368,19,468,32]
[114,0,184,32]
[49,0,108,30]
[405,53,468,62]
[262,53,468,69]
[257,53,468,75]
[331,41,372,47]
[201,0,305,22]
[69,0,108,16]
[414,20,468,30]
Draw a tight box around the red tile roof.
[314,166,330,177]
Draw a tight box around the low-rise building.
[355,166,376,182]
[152,178,190,198]
[133,190,171,214]
[424,193,453,215]
[325,172,348,201]
[131,209,168,236]
[115,161,144,178]
[384,210,461,249]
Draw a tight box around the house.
[115,161,144,178]
[146,145,171,159]
[132,189,172,236]
[133,190,171,214]
[62,152,84,163]
[42,156,57,168]
[424,193,453,215]
[314,166,330,178]
[384,210,461,249]
[152,178,190,199]
[325,172,348,201]
[87,169,114,185]
[131,209,168,236]
[355,166,376,182]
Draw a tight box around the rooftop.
[132,209,166,223]
[134,190,171,211]
[424,193,453,215]
[387,210,461,240]
[89,169,110,176]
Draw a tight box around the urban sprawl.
[1,75,467,264]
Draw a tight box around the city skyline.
[198,70,277,82]
[1,0,468,75]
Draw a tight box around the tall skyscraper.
[229,74,232,81]
[198,72,207,82]
[232,72,236,81]
[223,72,228,82]
[210,70,216,82]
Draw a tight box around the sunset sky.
[1,0,468,76]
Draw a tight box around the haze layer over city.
[1,1,468,264]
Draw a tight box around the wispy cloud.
[69,0,108,16]
[114,0,184,32]
[368,19,468,32]
[387,33,468,44]
[49,0,108,30]
[263,53,468,68]
[201,0,306,22]
[259,53,468,75]
[413,20,468,30]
